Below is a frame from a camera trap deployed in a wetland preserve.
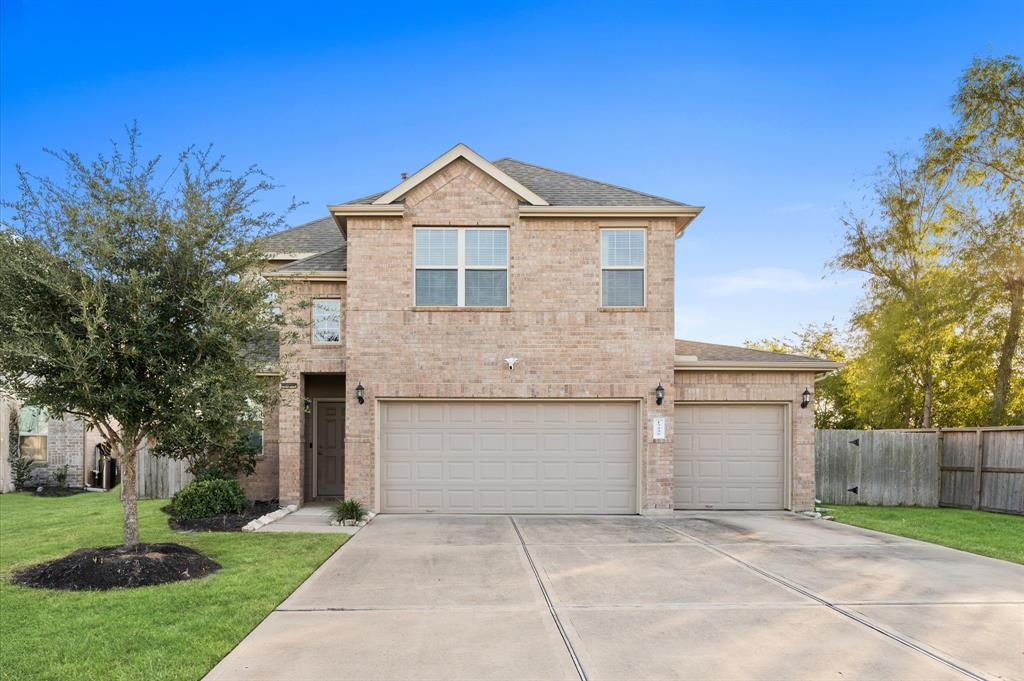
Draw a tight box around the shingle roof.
[675,339,836,365]
[493,158,688,207]
[340,157,688,207]
[275,245,347,273]
[260,217,344,255]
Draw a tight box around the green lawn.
[827,504,1024,564]
[0,491,347,681]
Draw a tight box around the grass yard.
[827,505,1024,564]
[0,491,347,681]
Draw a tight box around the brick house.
[246,144,840,513]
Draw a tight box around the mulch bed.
[10,543,221,591]
[164,500,279,532]
[30,486,89,498]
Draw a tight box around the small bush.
[53,464,69,488]
[173,479,247,520]
[333,498,367,523]
[9,455,36,490]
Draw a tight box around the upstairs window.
[18,406,49,461]
[414,228,508,307]
[601,229,646,307]
[311,298,342,344]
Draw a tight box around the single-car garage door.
[380,401,637,513]
[673,404,786,510]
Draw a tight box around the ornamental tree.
[0,127,289,547]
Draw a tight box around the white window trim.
[413,227,510,307]
[311,297,343,345]
[600,227,647,308]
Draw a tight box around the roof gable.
[371,143,549,207]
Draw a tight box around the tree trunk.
[922,368,934,428]
[119,441,140,549]
[990,277,1023,425]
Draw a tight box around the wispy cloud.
[694,267,827,296]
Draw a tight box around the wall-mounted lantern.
[356,382,365,405]
[801,387,812,409]
[655,382,665,406]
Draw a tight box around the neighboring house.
[244,143,842,513]
[0,398,189,497]
[0,398,102,491]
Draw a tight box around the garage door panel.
[674,404,785,510]
[381,402,637,514]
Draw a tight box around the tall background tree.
[925,55,1024,425]
[0,127,289,547]
[832,153,964,427]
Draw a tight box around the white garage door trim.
[375,399,642,514]
[673,401,791,510]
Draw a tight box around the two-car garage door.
[380,401,637,513]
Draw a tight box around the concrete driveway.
[206,513,1024,681]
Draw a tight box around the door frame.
[311,398,345,498]
[672,401,793,510]
[375,398,643,514]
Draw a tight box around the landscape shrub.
[333,498,367,523]
[173,479,247,520]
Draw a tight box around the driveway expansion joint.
[510,516,589,681]
[655,521,991,681]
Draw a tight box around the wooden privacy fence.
[135,441,193,499]
[816,427,1024,515]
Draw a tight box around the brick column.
[278,374,306,506]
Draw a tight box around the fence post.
[935,428,943,507]
[972,428,984,510]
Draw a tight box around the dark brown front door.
[316,401,345,497]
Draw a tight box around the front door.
[316,401,345,497]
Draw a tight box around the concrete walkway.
[255,502,353,534]
[207,512,1024,681]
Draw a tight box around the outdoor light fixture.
[356,382,365,405]
[801,388,812,409]
[655,382,665,406]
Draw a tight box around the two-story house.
[248,144,840,514]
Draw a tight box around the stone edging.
[242,504,298,532]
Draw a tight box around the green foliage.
[0,125,292,545]
[6,407,37,489]
[172,479,247,520]
[745,323,860,429]
[191,463,236,483]
[53,464,69,488]
[924,55,1024,425]
[333,498,367,523]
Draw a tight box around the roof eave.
[674,360,844,372]
[519,205,703,236]
[265,271,348,282]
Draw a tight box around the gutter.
[674,360,844,372]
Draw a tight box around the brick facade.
[343,158,677,512]
[250,156,820,512]
[673,370,818,510]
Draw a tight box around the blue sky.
[2,1,1021,345]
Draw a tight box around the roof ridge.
[494,157,688,207]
